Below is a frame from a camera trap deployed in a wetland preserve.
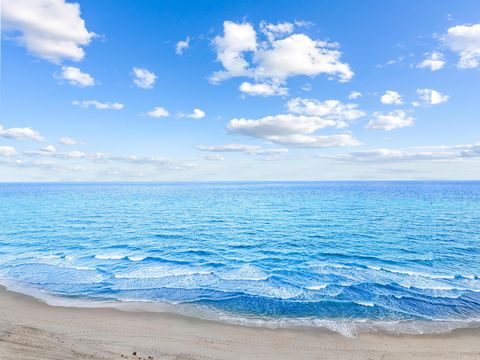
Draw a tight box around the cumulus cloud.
[210,21,257,82]
[132,67,157,89]
[175,36,190,55]
[287,98,365,127]
[239,82,288,96]
[59,137,79,145]
[348,91,362,100]
[380,90,403,105]
[0,146,17,156]
[72,100,124,110]
[225,96,363,148]
[260,21,294,41]
[179,108,205,119]
[0,124,45,141]
[210,20,353,89]
[227,115,359,148]
[443,23,480,68]
[57,66,95,87]
[417,52,446,71]
[416,88,449,105]
[147,107,170,118]
[366,110,414,131]
[197,143,288,155]
[1,0,95,63]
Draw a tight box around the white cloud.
[0,146,17,156]
[202,154,224,161]
[443,23,480,68]
[72,100,124,110]
[366,110,414,131]
[210,21,353,87]
[57,66,95,87]
[197,144,288,155]
[147,107,169,118]
[332,142,480,163]
[175,36,190,55]
[0,124,45,141]
[260,21,294,41]
[41,144,57,153]
[227,115,360,148]
[348,91,362,100]
[254,34,353,83]
[267,134,360,148]
[239,82,288,96]
[132,67,157,89]
[416,88,449,105]
[287,98,365,127]
[210,21,257,83]
[180,108,205,119]
[380,90,403,105]
[1,0,95,63]
[417,52,446,71]
[59,137,79,145]
[226,96,363,148]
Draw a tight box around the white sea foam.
[306,284,328,290]
[115,265,207,279]
[218,264,269,281]
[95,254,125,260]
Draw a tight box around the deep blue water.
[0,182,479,334]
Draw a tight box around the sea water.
[0,182,479,336]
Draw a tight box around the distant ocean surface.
[1,182,479,336]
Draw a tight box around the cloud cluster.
[179,108,206,119]
[366,110,414,131]
[417,52,445,71]
[332,142,480,163]
[287,98,365,127]
[226,97,364,148]
[416,88,449,105]
[210,21,353,95]
[132,67,157,89]
[443,23,480,68]
[175,37,190,55]
[348,91,362,100]
[380,90,403,105]
[13,145,196,172]
[197,144,288,155]
[239,82,288,97]
[72,100,124,110]
[57,66,95,87]
[0,146,17,156]
[0,124,45,141]
[147,107,170,118]
[59,137,79,145]
[1,0,95,63]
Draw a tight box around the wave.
[1,277,480,338]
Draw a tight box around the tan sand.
[0,286,479,360]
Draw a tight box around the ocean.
[0,181,479,336]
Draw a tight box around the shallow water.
[0,182,479,334]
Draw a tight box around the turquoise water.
[0,182,479,335]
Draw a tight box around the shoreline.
[1,286,480,359]
[2,280,480,338]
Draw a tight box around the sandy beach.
[0,286,478,360]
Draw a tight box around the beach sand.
[0,286,479,360]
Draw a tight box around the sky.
[1,0,480,181]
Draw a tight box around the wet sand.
[0,286,479,360]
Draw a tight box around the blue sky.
[1,0,480,181]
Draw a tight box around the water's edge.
[2,278,479,338]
